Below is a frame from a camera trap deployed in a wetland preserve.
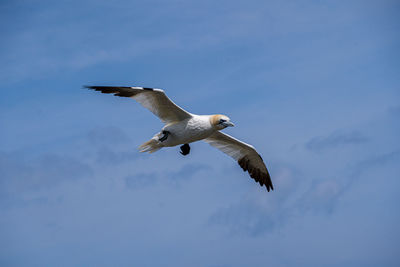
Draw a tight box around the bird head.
[210,114,235,130]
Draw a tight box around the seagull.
[85,86,273,191]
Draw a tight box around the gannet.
[85,86,273,191]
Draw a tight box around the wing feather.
[204,131,273,191]
[85,86,192,123]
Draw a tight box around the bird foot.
[159,130,170,142]
[180,144,190,156]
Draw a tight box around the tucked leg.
[180,144,190,155]
[159,130,170,142]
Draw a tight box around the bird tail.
[139,137,162,153]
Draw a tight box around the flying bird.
[85,86,273,191]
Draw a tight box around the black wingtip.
[267,184,274,192]
[266,177,274,192]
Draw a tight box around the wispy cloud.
[209,198,278,236]
[305,131,369,152]
[86,126,141,165]
[208,165,301,236]
[125,172,158,190]
[208,148,400,236]
[123,163,211,190]
[354,149,400,174]
[0,151,93,207]
[87,126,131,146]
[166,163,211,183]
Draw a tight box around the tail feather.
[139,138,162,153]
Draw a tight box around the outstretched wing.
[85,86,192,124]
[204,131,273,191]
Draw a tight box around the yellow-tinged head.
[210,114,235,130]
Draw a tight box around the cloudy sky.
[1,0,399,266]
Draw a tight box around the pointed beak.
[222,121,235,127]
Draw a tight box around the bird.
[85,85,273,191]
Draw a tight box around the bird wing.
[85,86,192,124]
[204,131,273,191]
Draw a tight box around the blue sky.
[1,0,399,266]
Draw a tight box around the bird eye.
[219,119,226,124]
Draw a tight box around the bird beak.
[222,121,235,127]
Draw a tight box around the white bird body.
[160,115,215,147]
[86,85,274,191]
[139,114,223,153]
